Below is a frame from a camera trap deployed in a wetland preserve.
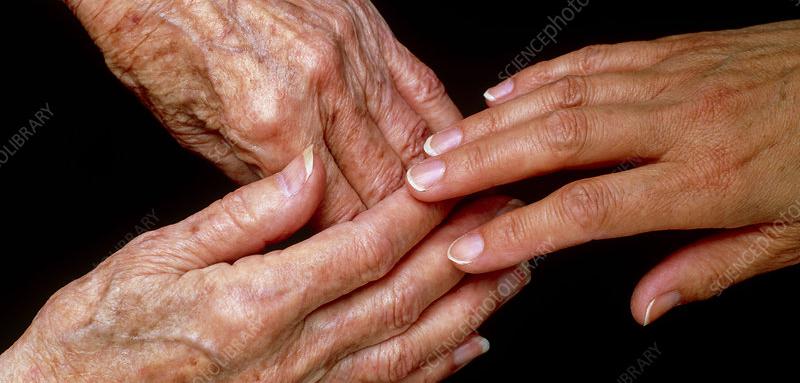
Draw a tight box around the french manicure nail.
[484,79,514,102]
[496,199,526,217]
[453,336,491,366]
[423,127,463,156]
[406,159,445,192]
[448,233,485,265]
[277,145,314,197]
[643,291,682,326]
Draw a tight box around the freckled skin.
[63,0,462,229]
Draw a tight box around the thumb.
[387,42,462,132]
[142,146,325,270]
[631,223,800,326]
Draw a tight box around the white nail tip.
[447,239,472,265]
[406,168,427,192]
[423,135,438,156]
[303,145,314,181]
[643,298,656,326]
[483,90,497,102]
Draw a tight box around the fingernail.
[406,159,445,192]
[484,79,514,102]
[277,145,314,197]
[448,233,484,265]
[496,199,526,217]
[423,127,463,156]
[303,145,314,177]
[453,336,490,366]
[643,291,682,326]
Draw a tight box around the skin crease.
[65,0,462,228]
[407,20,800,325]
[0,150,530,382]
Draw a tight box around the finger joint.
[542,109,589,161]
[558,180,616,237]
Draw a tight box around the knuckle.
[408,64,448,107]
[479,107,507,135]
[351,227,397,280]
[577,44,609,74]
[223,111,279,148]
[301,36,341,79]
[393,117,428,165]
[542,109,589,160]
[517,62,553,88]
[557,180,616,236]
[551,75,587,108]
[460,141,502,176]
[218,188,260,235]
[383,281,422,333]
[494,212,535,248]
[377,337,421,382]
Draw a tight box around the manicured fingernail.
[448,233,484,265]
[643,291,682,326]
[423,127,463,156]
[496,199,526,217]
[277,145,314,197]
[453,336,490,366]
[406,159,445,192]
[484,79,514,102]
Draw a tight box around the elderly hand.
[0,147,529,382]
[65,0,461,227]
[405,20,800,325]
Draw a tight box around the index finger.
[406,105,666,202]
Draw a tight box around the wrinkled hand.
[0,148,528,382]
[405,21,800,325]
[66,0,461,227]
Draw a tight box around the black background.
[3,1,800,381]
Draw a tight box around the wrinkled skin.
[406,21,800,325]
[0,150,529,382]
[67,0,462,227]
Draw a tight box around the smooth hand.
[66,0,461,227]
[0,148,528,382]
[405,21,800,325]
